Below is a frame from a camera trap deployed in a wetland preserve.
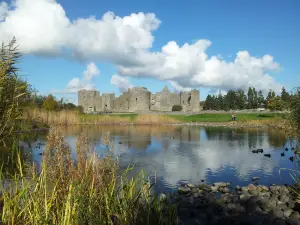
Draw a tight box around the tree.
[257,90,265,107]
[281,87,290,102]
[42,94,58,111]
[247,87,254,109]
[203,95,213,110]
[216,92,223,110]
[290,88,300,132]
[236,89,247,110]
[225,90,237,110]
[267,97,286,111]
[252,87,258,108]
[266,89,276,108]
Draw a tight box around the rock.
[286,218,300,225]
[241,186,249,192]
[248,183,257,191]
[187,183,194,188]
[220,187,230,193]
[198,184,206,189]
[210,186,219,192]
[235,185,242,191]
[277,201,288,210]
[178,186,191,194]
[158,193,167,202]
[273,208,284,218]
[287,200,295,209]
[261,185,269,192]
[249,190,259,195]
[290,211,300,220]
[270,185,277,193]
[240,194,250,201]
[191,187,198,193]
[258,199,272,212]
[274,218,288,225]
[214,182,228,187]
[252,177,260,181]
[283,208,294,218]
[192,193,199,198]
[279,194,290,203]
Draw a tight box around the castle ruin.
[78,86,200,113]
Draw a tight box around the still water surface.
[32,125,298,192]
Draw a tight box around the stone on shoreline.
[214,182,228,187]
[248,183,257,191]
[170,181,298,225]
[178,186,191,194]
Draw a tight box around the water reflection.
[32,125,299,192]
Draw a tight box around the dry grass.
[0,128,178,225]
[24,109,178,125]
[24,109,289,131]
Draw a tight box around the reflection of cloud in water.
[55,125,290,188]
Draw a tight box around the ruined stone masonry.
[78,86,200,113]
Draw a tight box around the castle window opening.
[136,98,137,103]
[188,96,191,106]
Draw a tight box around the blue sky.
[0,0,299,103]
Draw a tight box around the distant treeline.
[27,94,83,112]
[203,87,297,111]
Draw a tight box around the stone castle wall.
[78,86,200,113]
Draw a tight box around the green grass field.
[169,113,287,122]
[78,112,286,123]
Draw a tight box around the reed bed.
[24,109,288,131]
[0,128,178,225]
[24,109,178,125]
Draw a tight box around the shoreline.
[161,181,300,224]
[15,121,287,133]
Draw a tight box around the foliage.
[290,88,300,132]
[203,86,295,111]
[42,94,58,111]
[0,38,31,141]
[172,105,182,111]
[267,96,288,111]
[0,128,178,225]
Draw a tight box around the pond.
[28,125,298,193]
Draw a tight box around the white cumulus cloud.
[0,2,8,21]
[169,81,192,93]
[52,62,99,94]
[83,62,100,81]
[0,0,282,93]
[111,74,133,92]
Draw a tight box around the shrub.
[172,105,182,111]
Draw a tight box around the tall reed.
[0,128,178,225]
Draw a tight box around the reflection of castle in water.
[56,125,294,189]
[60,125,201,151]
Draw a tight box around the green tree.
[252,87,258,108]
[42,94,58,111]
[257,90,265,107]
[225,90,237,110]
[247,87,254,109]
[216,92,223,110]
[236,89,247,110]
[290,88,300,132]
[281,87,290,102]
[267,96,286,111]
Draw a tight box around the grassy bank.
[0,128,177,225]
[24,109,287,128]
